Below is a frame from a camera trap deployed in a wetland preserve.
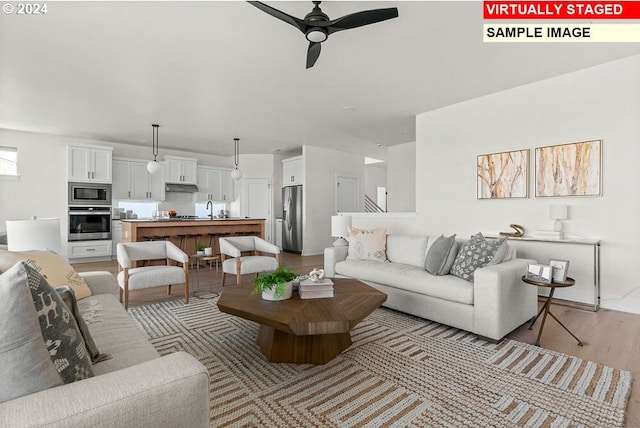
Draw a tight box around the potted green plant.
[252,266,297,301]
[195,243,206,255]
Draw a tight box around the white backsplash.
[158,192,196,216]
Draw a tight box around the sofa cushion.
[386,235,429,268]
[347,227,387,262]
[335,260,473,305]
[450,233,507,282]
[78,293,159,376]
[0,249,92,299]
[424,234,457,275]
[0,262,94,403]
[117,265,186,290]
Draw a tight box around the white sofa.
[0,271,210,428]
[324,234,537,341]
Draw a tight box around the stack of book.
[299,278,334,299]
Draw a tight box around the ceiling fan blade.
[247,1,307,33]
[324,8,398,35]
[306,42,321,69]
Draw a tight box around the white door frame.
[335,174,360,213]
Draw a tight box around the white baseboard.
[301,249,324,256]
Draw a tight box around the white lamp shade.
[231,168,243,180]
[550,204,568,220]
[331,215,352,238]
[6,217,62,254]
[147,160,161,174]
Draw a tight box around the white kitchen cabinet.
[68,240,113,260]
[112,160,130,200]
[165,156,197,184]
[112,158,165,201]
[221,170,234,202]
[196,166,234,202]
[282,156,303,186]
[197,166,222,201]
[68,145,113,183]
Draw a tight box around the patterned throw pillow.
[25,262,94,383]
[0,262,94,403]
[56,286,110,364]
[346,227,387,262]
[0,250,92,299]
[450,233,507,282]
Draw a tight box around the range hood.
[165,183,199,193]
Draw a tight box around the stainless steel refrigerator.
[282,185,302,253]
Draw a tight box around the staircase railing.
[364,194,385,213]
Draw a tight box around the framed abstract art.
[477,149,529,199]
[535,140,602,197]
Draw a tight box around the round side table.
[191,254,221,299]
[521,276,583,347]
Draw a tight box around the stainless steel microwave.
[68,182,112,206]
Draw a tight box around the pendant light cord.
[152,124,159,161]
[234,138,240,168]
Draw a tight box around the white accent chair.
[219,236,280,286]
[116,241,190,310]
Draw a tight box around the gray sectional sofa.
[0,271,210,428]
[324,234,537,341]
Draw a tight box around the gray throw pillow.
[425,234,457,275]
[56,286,111,364]
[450,233,507,282]
[0,261,94,404]
[0,261,63,403]
[25,262,94,383]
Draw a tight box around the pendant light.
[231,137,243,180]
[147,124,161,174]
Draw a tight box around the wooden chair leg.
[124,269,129,310]
[222,272,226,286]
[119,287,123,303]
[167,285,172,295]
[236,274,241,285]
[184,264,189,304]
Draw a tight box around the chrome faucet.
[206,200,213,220]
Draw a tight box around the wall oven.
[68,207,112,241]
[68,182,112,206]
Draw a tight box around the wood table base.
[257,325,353,365]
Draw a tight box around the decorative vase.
[204,247,213,256]
[196,250,205,256]
[261,281,293,301]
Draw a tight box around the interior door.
[336,175,359,212]
[245,177,272,242]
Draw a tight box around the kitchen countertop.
[121,217,264,223]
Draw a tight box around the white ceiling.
[2,1,640,160]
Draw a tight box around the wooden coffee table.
[217,278,387,364]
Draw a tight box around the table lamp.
[331,215,352,246]
[550,204,568,239]
[6,217,62,255]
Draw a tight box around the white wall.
[303,145,364,255]
[0,128,238,254]
[352,54,640,314]
[364,164,387,207]
[0,129,68,249]
[387,141,416,212]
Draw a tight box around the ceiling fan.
[248,1,399,69]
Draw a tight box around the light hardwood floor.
[73,253,640,427]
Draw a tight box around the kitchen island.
[120,218,265,254]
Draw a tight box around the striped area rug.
[129,295,632,427]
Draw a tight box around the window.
[195,202,226,218]
[0,147,18,176]
[118,201,158,219]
